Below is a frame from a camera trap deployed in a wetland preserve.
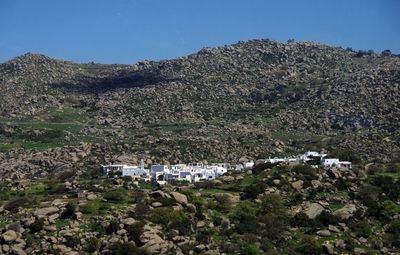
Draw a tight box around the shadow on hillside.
[51,69,179,93]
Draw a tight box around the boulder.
[141,224,174,254]
[219,176,235,183]
[34,207,59,217]
[1,230,17,243]
[302,202,324,219]
[326,169,341,179]
[121,218,137,226]
[151,202,163,208]
[10,246,26,255]
[214,193,240,205]
[170,192,188,206]
[194,244,206,253]
[291,180,304,190]
[316,230,331,237]
[86,194,97,201]
[354,247,366,255]
[333,204,356,220]
[323,243,334,255]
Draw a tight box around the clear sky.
[0,0,399,64]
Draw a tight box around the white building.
[321,158,352,169]
[122,166,148,177]
[151,165,170,174]
[321,158,340,167]
[243,161,255,169]
[100,164,125,175]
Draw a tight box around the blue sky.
[0,0,399,64]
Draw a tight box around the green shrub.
[287,192,303,206]
[242,182,266,199]
[357,184,381,214]
[260,193,287,217]
[291,212,314,228]
[258,213,287,242]
[106,219,120,234]
[80,201,100,215]
[385,162,400,173]
[379,200,399,220]
[61,203,77,219]
[29,219,44,233]
[103,188,128,202]
[134,202,151,218]
[348,219,372,238]
[85,237,100,253]
[89,221,106,236]
[4,196,32,213]
[231,201,259,234]
[242,243,260,255]
[65,235,81,248]
[386,219,400,247]
[150,207,192,235]
[108,242,149,255]
[292,164,318,181]
[295,235,323,254]
[126,221,145,245]
[315,211,339,227]
[372,175,400,201]
[214,193,234,212]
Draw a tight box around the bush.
[4,196,32,213]
[372,175,400,201]
[330,149,361,164]
[214,193,234,212]
[315,211,339,227]
[386,219,400,247]
[379,200,399,220]
[61,203,77,219]
[258,213,287,242]
[292,164,318,181]
[260,193,287,216]
[65,235,81,248]
[103,188,127,202]
[295,235,323,254]
[242,182,266,200]
[80,201,100,215]
[348,219,372,238]
[134,202,151,218]
[149,207,192,235]
[85,237,100,253]
[126,222,145,245]
[231,201,259,234]
[286,192,303,206]
[357,184,381,212]
[291,212,314,228]
[242,244,260,255]
[106,219,120,234]
[108,242,149,255]
[29,219,44,233]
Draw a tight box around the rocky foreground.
[0,161,400,254]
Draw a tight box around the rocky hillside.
[0,39,399,174]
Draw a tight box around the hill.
[0,39,399,176]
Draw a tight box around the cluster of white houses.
[265,151,352,169]
[100,160,232,183]
[100,151,351,183]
